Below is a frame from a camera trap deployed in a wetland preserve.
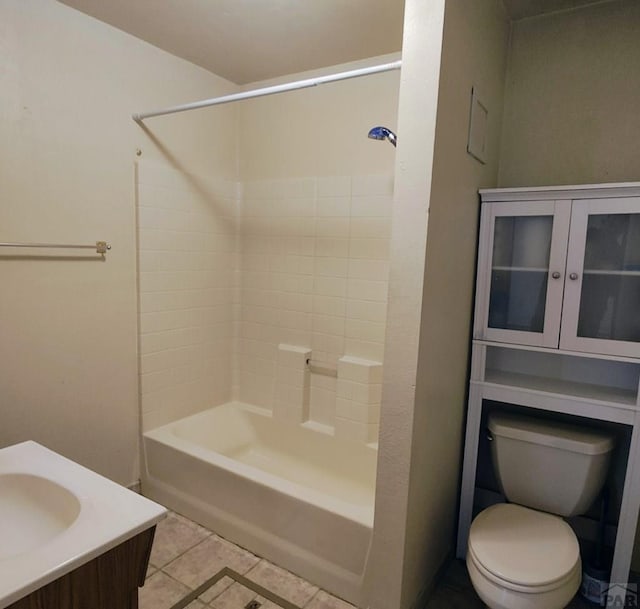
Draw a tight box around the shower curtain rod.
[132,60,402,122]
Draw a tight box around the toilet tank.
[488,413,615,517]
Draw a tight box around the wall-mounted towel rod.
[0,241,111,254]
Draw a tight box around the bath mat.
[168,566,301,609]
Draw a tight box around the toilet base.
[467,552,581,609]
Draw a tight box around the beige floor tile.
[245,561,318,607]
[199,575,235,604]
[139,571,191,609]
[146,564,157,579]
[164,535,260,589]
[304,590,356,609]
[150,512,212,568]
[210,582,257,609]
[185,601,207,609]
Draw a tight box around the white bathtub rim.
[142,474,369,607]
[144,403,375,527]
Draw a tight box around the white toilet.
[467,413,615,609]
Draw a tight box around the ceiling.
[58,0,405,85]
[58,0,613,85]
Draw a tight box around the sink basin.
[0,473,81,560]
[0,441,166,609]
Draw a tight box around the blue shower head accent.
[368,126,397,147]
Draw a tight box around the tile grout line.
[301,589,321,608]
[151,516,214,572]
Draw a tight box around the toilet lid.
[468,503,580,588]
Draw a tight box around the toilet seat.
[468,503,580,592]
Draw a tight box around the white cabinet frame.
[457,342,640,603]
[474,200,570,348]
[459,183,640,607]
[561,197,640,357]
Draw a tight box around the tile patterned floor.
[143,512,631,609]
[139,512,355,609]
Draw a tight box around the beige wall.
[0,0,237,485]
[368,1,510,607]
[366,2,447,608]
[405,0,509,602]
[499,0,640,187]
[499,0,640,572]
[238,57,400,181]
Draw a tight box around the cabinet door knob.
[569,272,579,280]
[551,271,561,279]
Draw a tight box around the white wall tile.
[316,217,350,238]
[350,195,393,217]
[349,217,392,239]
[316,197,351,217]
[347,279,389,302]
[348,238,390,260]
[314,257,349,278]
[348,259,390,281]
[317,176,351,198]
[140,168,392,435]
[351,174,394,197]
[138,165,238,428]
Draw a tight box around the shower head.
[368,126,397,147]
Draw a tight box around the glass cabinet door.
[480,200,570,347]
[561,198,640,357]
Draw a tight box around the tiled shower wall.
[238,175,393,428]
[138,163,393,435]
[137,161,239,430]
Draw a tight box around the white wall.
[0,0,237,485]
[367,1,510,607]
[499,0,640,187]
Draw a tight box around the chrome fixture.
[368,126,397,147]
[0,241,111,255]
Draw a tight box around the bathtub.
[142,401,377,604]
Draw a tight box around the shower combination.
[368,126,397,147]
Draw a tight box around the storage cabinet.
[475,189,640,357]
[458,183,640,606]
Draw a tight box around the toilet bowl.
[467,503,581,609]
[465,414,615,609]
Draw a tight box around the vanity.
[457,183,640,601]
[0,441,166,609]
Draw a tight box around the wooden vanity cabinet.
[8,527,155,609]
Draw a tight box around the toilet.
[467,413,615,609]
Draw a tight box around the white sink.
[0,473,81,560]
[0,441,166,608]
